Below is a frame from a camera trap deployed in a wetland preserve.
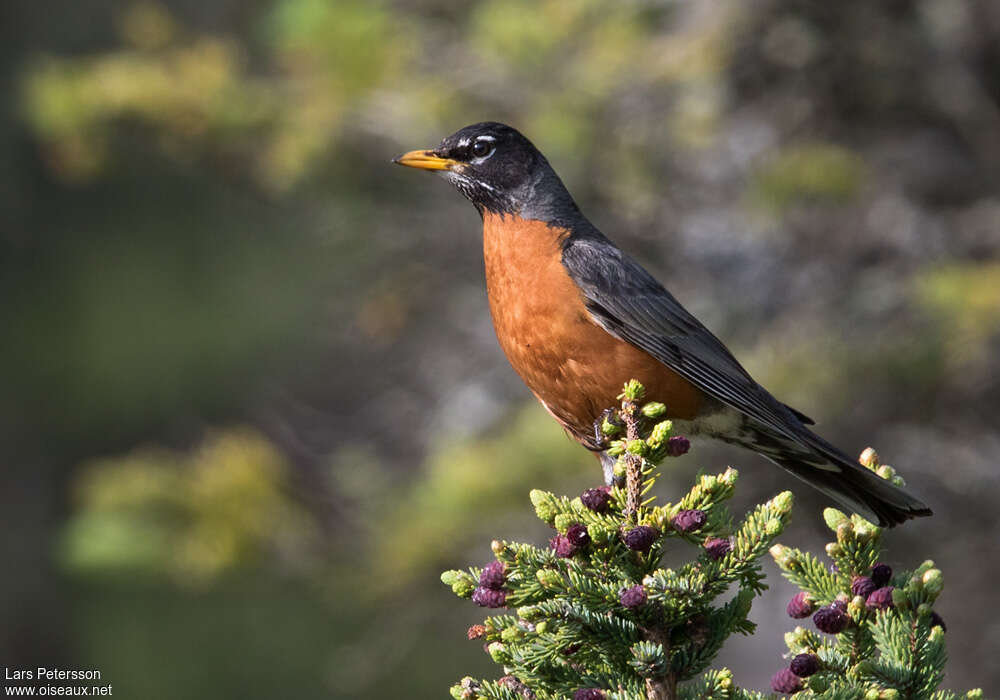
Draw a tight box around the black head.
[394,122,579,222]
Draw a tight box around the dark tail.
[744,424,932,527]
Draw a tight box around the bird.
[393,121,931,526]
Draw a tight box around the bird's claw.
[593,407,619,447]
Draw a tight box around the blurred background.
[2,0,999,696]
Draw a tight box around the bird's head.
[393,122,577,221]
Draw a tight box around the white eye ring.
[471,138,496,159]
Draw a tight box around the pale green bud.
[784,626,811,650]
[891,588,908,608]
[453,579,475,597]
[966,690,984,700]
[553,513,575,533]
[627,439,649,456]
[441,570,476,598]
[534,621,548,635]
[880,689,900,700]
[859,447,880,469]
[876,465,897,481]
[765,518,783,536]
[769,543,790,564]
[721,467,739,485]
[854,522,876,541]
[865,689,881,700]
[588,524,612,546]
[646,420,672,449]
[620,379,645,401]
[771,490,794,514]
[922,569,943,596]
[917,603,933,618]
[529,490,558,525]
[487,642,511,664]
[836,520,855,544]
[848,596,866,619]
[642,402,667,418]
[491,540,506,557]
[602,417,621,436]
[769,544,799,571]
[518,605,539,620]
[823,507,849,531]
[826,542,843,558]
[500,626,522,643]
[607,440,625,457]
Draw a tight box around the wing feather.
[559,232,930,525]
[562,236,807,442]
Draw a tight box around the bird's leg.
[599,452,617,486]
[592,407,619,447]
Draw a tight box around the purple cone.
[498,676,535,699]
[871,562,892,587]
[619,584,647,609]
[479,560,506,590]
[787,592,815,619]
[622,525,658,552]
[581,486,612,513]
[566,523,591,548]
[851,576,876,600]
[704,537,732,560]
[671,509,707,533]
[813,603,849,633]
[472,587,507,608]
[666,436,691,457]
[550,534,576,558]
[770,668,803,694]
[789,653,820,677]
[573,690,606,700]
[866,586,895,611]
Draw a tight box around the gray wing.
[560,233,932,526]
[561,235,813,439]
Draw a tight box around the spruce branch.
[766,449,982,698]
[443,389,982,699]
[444,381,792,700]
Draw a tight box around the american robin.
[394,122,931,526]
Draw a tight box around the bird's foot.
[592,408,620,447]
[599,452,618,486]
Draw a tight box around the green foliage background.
[2,0,999,697]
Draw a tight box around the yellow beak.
[392,149,459,171]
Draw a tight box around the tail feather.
[744,424,932,527]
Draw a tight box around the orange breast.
[482,212,703,449]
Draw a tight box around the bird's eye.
[472,139,495,159]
